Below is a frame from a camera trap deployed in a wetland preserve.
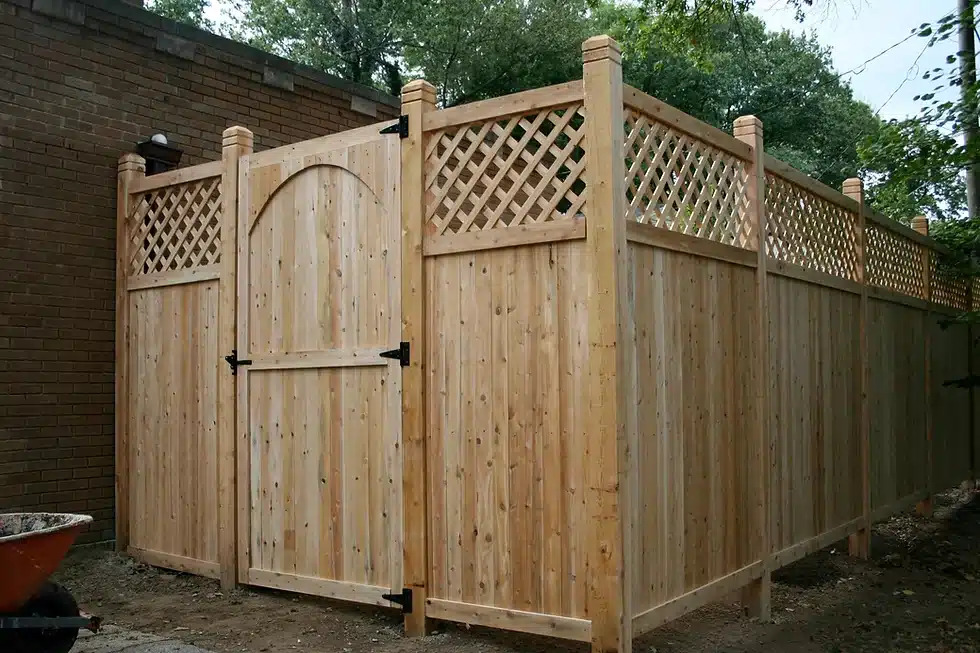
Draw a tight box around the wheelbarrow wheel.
[6,581,81,653]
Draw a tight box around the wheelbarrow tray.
[0,513,93,614]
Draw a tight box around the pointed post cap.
[911,216,929,236]
[583,34,621,64]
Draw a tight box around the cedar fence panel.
[116,154,231,580]
[114,34,979,653]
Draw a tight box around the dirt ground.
[57,488,980,653]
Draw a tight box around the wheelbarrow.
[0,513,102,652]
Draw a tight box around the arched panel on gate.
[235,132,403,608]
[247,162,386,236]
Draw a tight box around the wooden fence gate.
[234,125,404,604]
[116,43,980,651]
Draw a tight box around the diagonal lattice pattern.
[865,223,926,299]
[424,104,587,235]
[931,256,970,309]
[623,109,751,248]
[765,173,860,281]
[128,176,222,275]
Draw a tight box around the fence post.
[843,178,870,559]
[970,288,977,488]
[400,79,436,638]
[115,153,145,553]
[582,35,633,653]
[912,216,935,517]
[218,126,253,590]
[733,115,770,621]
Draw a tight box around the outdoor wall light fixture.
[136,133,183,175]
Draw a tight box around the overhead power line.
[755,30,919,117]
[876,40,931,115]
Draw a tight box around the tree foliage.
[400,0,595,106]
[146,0,213,29]
[226,0,417,94]
[150,0,972,253]
[600,6,878,189]
[896,2,980,273]
[857,119,967,224]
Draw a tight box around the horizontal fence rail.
[620,81,977,646]
[421,82,588,256]
[623,86,753,249]
[126,171,223,279]
[111,41,978,653]
[619,97,971,311]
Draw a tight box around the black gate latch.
[224,349,252,375]
[380,115,409,138]
[380,342,410,367]
[382,588,413,614]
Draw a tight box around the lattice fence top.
[931,256,970,310]
[865,223,926,299]
[764,172,859,281]
[623,108,751,248]
[424,103,587,236]
[128,176,222,276]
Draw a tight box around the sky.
[205,0,961,123]
[752,0,960,122]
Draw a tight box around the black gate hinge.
[382,588,413,614]
[224,349,252,375]
[380,115,409,138]
[380,341,410,367]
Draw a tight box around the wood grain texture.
[626,243,760,616]
[767,275,863,553]
[129,547,221,579]
[423,81,584,132]
[115,154,144,552]
[238,130,403,600]
[582,34,632,653]
[426,599,592,642]
[219,126,252,589]
[127,281,220,566]
[632,562,764,637]
[400,79,435,637]
[622,85,752,161]
[425,241,590,620]
[867,298,929,511]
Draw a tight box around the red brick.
[0,0,397,543]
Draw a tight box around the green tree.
[600,6,880,189]
[232,0,594,101]
[146,0,213,29]
[857,119,967,224]
[232,0,417,95]
[400,0,594,106]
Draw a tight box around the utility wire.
[876,40,931,115]
[755,30,920,116]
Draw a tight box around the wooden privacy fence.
[116,35,978,653]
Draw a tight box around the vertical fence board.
[767,277,862,552]
[113,55,980,652]
[424,241,590,620]
[628,245,759,616]
[868,299,930,510]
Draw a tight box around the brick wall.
[0,0,399,543]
